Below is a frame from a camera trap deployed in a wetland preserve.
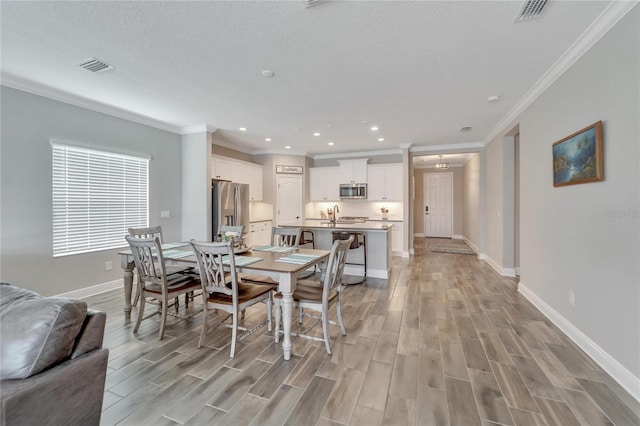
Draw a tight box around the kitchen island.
[294,220,393,279]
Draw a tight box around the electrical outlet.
[105,260,112,271]
[160,210,170,218]
[569,291,575,306]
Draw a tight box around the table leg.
[121,256,135,320]
[278,273,294,361]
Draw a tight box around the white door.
[424,172,452,237]
[277,175,303,226]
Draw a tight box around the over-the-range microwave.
[339,183,367,199]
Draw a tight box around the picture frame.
[552,120,603,187]
[276,165,303,174]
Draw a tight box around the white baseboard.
[453,234,464,240]
[344,265,389,279]
[518,282,640,404]
[484,255,517,277]
[414,233,425,237]
[55,278,123,299]
[409,248,415,256]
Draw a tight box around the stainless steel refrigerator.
[212,181,250,240]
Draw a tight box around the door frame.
[424,171,453,238]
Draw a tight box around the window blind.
[52,143,149,257]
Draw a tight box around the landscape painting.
[552,121,603,187]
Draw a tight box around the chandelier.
[435,155,449,169]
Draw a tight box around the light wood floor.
[87,238,640,426]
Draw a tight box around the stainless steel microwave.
[339,183,367,199]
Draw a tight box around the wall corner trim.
[518,282,640,404]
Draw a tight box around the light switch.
[160,210,170,218]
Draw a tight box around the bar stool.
[331,231,366,285]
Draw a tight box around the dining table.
[118,243,330,361]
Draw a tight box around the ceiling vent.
[303,0,324,8]
[460,126,472,133]
[515,0,550,22]
[77,57,114,73]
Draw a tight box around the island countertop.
[297,220,393,231]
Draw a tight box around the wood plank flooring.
[86,238,640,425]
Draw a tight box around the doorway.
[277,175,303,226]
[424,172,453,238]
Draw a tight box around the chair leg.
[174,296,179,314]
[230,310,238,358]
[322,309,332,355]
[133,292,145,333]
[274,301,281,343]
[159,295,169,340]
[266,296,273,332]
[241,308,246,320]
[298,307,304,324]
[132,283,140,307]
[198,305,208,348]
[337,296,347,336]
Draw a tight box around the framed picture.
[552,121,603,187]
[276,165,303,174]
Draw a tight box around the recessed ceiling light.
[370,126,379,131]
[313,132,320,137]
[285,145,291,149]
[488,95,500,103]
[328,142,335,146]
[239,127,247,131]
[378,138,385,142]
[261,70,275,78]
[265,138,272,142]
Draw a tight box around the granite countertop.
[298,220,393,231]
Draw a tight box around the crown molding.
[483,0,638,146]
[312,148,402,160]
[181,124,217,135]
[1,73,183,134]
[252,148,308,157]
[410,142,484,153]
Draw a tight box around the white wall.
[463,153,482,251]
[0,87,183,296]
[487,7,640,385]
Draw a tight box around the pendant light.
[435,155,449,169]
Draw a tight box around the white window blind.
[52,142,149,257]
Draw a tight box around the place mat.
[275,253,322,265]
[162,249,194,259]
[252,245,297,253]
[222,256,263,267]
[162,242,190,250]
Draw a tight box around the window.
[52,142,149,257]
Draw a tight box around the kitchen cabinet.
[249,220,272,247]
[212,156,263,201]
[391,222,403,253]
[211,157,234,180]
[367,163,403,201]
[338,159,368,184]
[309,167,340,201]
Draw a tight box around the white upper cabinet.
[310,167,340,201]
[212,156,263,201]
[211,157,233,181]
[338,159,368,184]
[367,163,403,201]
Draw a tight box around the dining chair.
[190,240,273,357]
[273,235,353,355]
[128,226,193,307]
[125,235,201,340]
[241,227,302,287]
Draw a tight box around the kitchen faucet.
[331,204,340,224]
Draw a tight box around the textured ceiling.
[1,1,613,156]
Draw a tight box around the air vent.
[515,0,550,22]
[460,126,473,133]
[77,57,114,73]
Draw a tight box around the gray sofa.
[0,282,109,426]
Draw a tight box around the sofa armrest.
[71,309,106,359]
[1,347,109,426]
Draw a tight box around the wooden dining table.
[118,244,330,360]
